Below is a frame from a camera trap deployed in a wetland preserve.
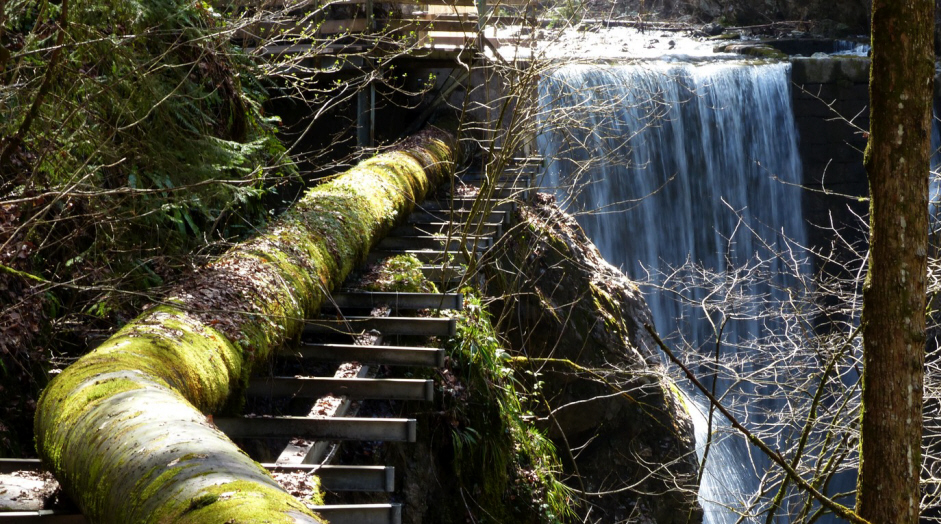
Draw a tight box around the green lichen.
[137,462,201,510]
[363,255,438,293]
[187,493,219,511]
[666,379,691,418]
[171,480,316,524]
[36,374,145,469]
[589,281,623,334]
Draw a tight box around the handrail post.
[357,0,375,148]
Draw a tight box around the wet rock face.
[486,194,702,524]
[500,194,660,367]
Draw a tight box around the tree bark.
[34,129,455,523]
[858,2,933,523]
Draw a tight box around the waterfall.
[833,41,871,56]
[536,61,809,523]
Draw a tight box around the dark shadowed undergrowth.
[1,0,294,455]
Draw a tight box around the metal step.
[0,458,40,474]
[491,186,530,199]
[271,357,374,467]
[462,172,539,184]
[308,503,401,524]
[419,266,466,286]
[456,173,534,184]
[215,416,417,442]
[289,343,445,367]
[485,150,545,163]
[377,235,491,251]
[325,291,462,311]
[0,511,84,523]
[444,187,528,200]
[263,464,395,492]
[421,198,516,213]
[391,222,502,237]
[26,494,407,523]
[505,167,541,176]
[407,209,508,225]
[502,161,543,170]
[463,168,537,180]
[0,459,396,493]
[247,377,433,401]
[465,169,540,179]
[459,182,532,193]
[367,250,469,265]
[303,316,457,337]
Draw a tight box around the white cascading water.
[536,61,809,523]
[833,40,871,56]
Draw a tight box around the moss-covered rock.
[485,193,702,524]
[33,128,456,523]
[714,43,788,59]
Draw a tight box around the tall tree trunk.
[34,129,455,523]
[859,2,933,523]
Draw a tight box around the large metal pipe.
[34,129,455,524]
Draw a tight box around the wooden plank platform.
[215,416,417,442]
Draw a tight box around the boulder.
[702,22,724,36]
[485,193,702,524]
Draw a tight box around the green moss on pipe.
[35,128,456,523]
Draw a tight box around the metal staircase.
[0,154,543,524]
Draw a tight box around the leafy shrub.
[444,291,573,522]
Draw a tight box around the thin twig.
[643,324,869,524]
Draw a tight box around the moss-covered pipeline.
[34,128,456,523]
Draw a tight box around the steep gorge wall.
[791,57,941,265]
[791,57,871,260]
